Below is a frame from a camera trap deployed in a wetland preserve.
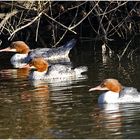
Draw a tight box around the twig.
[0,1,37,11]
[35,16,40,42]
[0,10,17,30]
[69,1,99,30]
[97,1,127,16]
[49,1,56,45]
[8,12,43,40]
[43,12,77,34]
[55,1,87,20]
[52,6,79,48]
[117,38,132,61]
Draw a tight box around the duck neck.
[109,84,123,93]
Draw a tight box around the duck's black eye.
[100,79,108,87]
[10,42,15,48]
[100,83,105,88]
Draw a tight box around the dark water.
[1,41,140,138]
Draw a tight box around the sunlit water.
[1,43,140,138]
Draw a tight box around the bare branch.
[8,12,43,40]
[117,38,133,61]
[0,10,17,30]
[69,1,99,30]
[43,12,77,34]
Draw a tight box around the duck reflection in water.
[91,104,123,136]
[19,84,54,138]
[0,68,29,79]
[91,103,140,138]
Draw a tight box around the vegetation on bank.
[0,1,140,55]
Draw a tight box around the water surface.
[1,41,140,138]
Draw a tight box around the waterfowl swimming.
[89,78,140,103]
[0,41,29,68]
[28,57,87,81]
[0,39,76,68]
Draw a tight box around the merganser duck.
[89,78,140,104]
[28,57,87,81]
[0,39,76,68]
[0,41,29,68]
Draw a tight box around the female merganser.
[0,39,76,68]
[28,57,87,81]
[89,78,140,104]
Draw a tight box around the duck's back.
[119,87,139,98]
[118,87,140,103]
[29,63,87,81]
[29,39,76,62]
[48,64,87,78]
[46,64,87,80]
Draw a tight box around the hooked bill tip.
[89,88,95,92]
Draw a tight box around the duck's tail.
[63,38,77,50]
[57,38,77,57]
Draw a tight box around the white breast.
[10,54,28,68]
[98,91,119,104]
[98,91,140,104]
[29,71,46,80]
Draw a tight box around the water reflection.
[18,69,88,138]
[0,68,29,79]
[91,103,140,139]
[98,104,123,135]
